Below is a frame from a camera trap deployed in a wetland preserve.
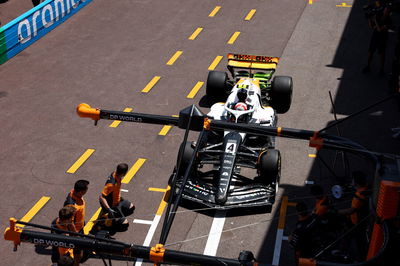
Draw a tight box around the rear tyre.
[259,149,281,186]
[270,76,293,114]
[206,71,228,103]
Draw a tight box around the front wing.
[173,175,276,210]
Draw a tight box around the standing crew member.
[51,206,77,266]
[338,171,371,259]
[310,185,331,221]
[64,180,89,233]
[99,163,135,232]
[63,180,89,264]
[338,171,370,225]
[362,3,392,75]
[310,184,341,237]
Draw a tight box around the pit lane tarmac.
[2,0,400,265]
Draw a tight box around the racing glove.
[107,208,117,218]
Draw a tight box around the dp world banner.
[0,0,92,65]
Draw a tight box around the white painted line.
[203,210,226,256]
[283,236,289,241]
[121,189,129,192]
[133,219,153,225]
[135,215,162,266]
[272,228,284,265]
[143,215,161,246]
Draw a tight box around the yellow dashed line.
[167,50,183,65]
[227,31,241,44]
[159,115,179,135]
[83,207,101,234]
[278,196,288,229]
[187,81,204,99]
[209,6,221,17]
[109,107,132,128]
[336,2,352,7]
[308,154,317,158]
[159,125,172,136]
[142,76,161,93]
[208,55,223,70]
[189,27,203,40]
[156,186,171,215]
[148,187,167,193]
[122,158,147,184]
[19,196,51,227]
[245,9,256,21]
[66,149,95,174]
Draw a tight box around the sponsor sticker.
[33,238,75,248]
[0,0,93,64]
[225,141,237,154]
[228,53,278,63]
[110,114,142,122]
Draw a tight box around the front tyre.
[258,149,281,186]
[176,141,195,178]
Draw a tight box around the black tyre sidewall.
[259,149,281,185]
[270,76,293,114]
[206,71,228,102]
[177,141,194,177]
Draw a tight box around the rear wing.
[227,53,279,70]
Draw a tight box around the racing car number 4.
[225,142,237,154]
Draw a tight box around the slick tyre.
[259,149,281,186]
[270,76,293,114]
[206,71,228,103]
[176,141,194,178]
[168,173,176,186]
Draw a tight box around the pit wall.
[0,0,92,64]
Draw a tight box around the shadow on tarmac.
[257,148,378,265]
[257,0,400,264]
[327,0,400,154]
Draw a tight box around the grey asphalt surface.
[0,0,35,26]
[1,0,400,265]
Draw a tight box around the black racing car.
[167,54,293,210]
[169,133,281,210]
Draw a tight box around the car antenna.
[318,92,399,134]
[328,90,350,185]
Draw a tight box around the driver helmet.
[237,88,248,102]
[234,102,247,111]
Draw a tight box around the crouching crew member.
[338,171,371,259]
[289,201,318,265]
[51,206,77,266]
[98,163,135,233]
